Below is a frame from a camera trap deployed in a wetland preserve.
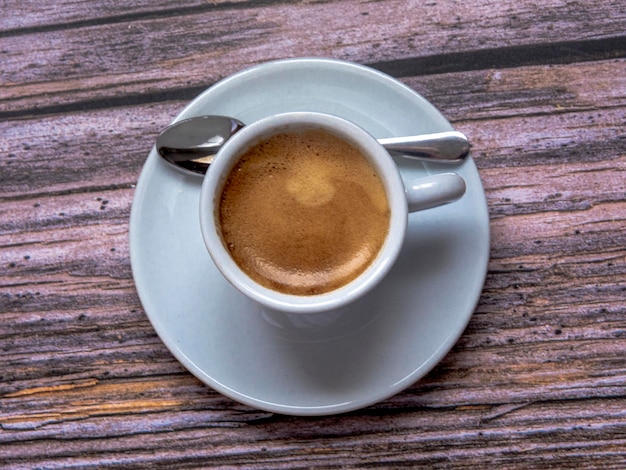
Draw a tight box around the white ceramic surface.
[199,111,465,314]
[129,58,490,416]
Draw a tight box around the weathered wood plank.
[0,103,169,198]
[4,0,625,42]
[1,396,625,467]
[0,0,244,31]
[2,0,625,117]
[1,59,624,198]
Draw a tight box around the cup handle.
[405,173,466,212]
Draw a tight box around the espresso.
[218,128,390,295]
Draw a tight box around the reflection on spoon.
[156,115,470,176]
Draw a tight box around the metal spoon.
[156,115,470,176]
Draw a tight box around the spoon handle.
[378,131,470,162]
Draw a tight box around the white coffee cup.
[200,112,466,314]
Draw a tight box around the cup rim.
[199,111,408,313]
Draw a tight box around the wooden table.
[2,0,625,467]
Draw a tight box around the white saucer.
[130,58,490,416]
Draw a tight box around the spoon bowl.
[156,115,469,176]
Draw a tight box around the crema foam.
[218,128,390,295]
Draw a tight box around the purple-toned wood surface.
[1,0,625,467]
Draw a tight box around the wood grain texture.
[1,0,626,468]
[2,0,626,117]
